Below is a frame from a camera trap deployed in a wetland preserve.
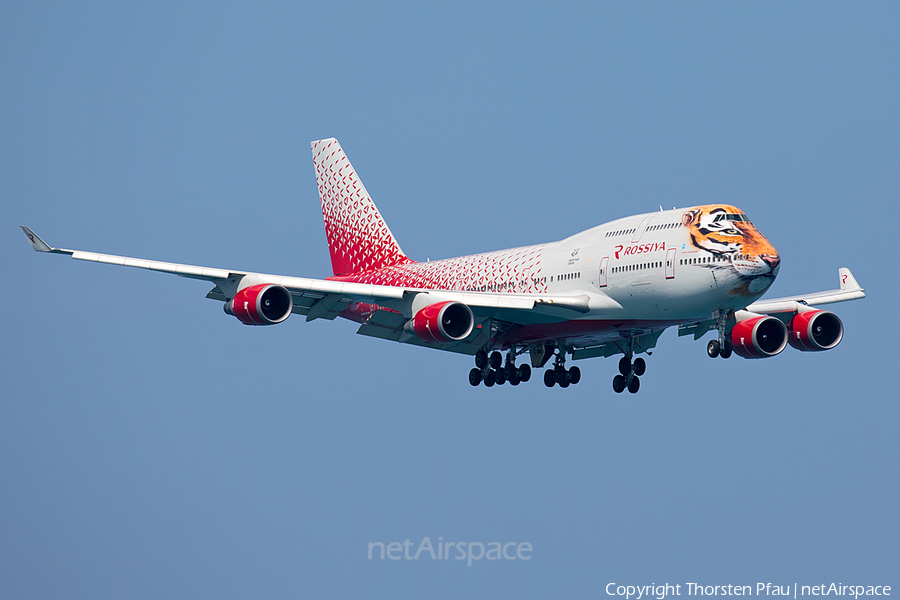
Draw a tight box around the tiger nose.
[760,254,781,270]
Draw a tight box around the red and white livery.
[21,138,865,393]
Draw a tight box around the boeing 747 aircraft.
[21,138,865,393]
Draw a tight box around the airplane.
[21,138,866,393]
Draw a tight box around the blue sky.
[2,2,897,598]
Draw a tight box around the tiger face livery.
[682,205,781,294]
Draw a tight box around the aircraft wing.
[745,267,865,316]
[676,267,864,340]
[20,226,616,343]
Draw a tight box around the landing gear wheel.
[559,378,570,388]
[475,350,488,370]
[720,340,733,359]
[554,365,567,383]
[568,366,581,385]
[489,351,503,370]
[627,375,640,394]
[633,358,645,377]
[507,365,520,385]
[612,374,626,393]
[468,368,483,386]
[544,369,556,387]
[484,369,496,387]
[707,339,720,359]
[518,364,531,383]
[618,356,632,376]
[495,368,506,385]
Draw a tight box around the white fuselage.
[335,205,781,348]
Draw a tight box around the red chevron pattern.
[312,138,547,295]
[332,243,548,294]
[312,139,413,276]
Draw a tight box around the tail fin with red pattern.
[311,138,413,276]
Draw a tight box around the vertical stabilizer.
[311,138,412,276]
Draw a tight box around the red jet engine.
[224,284,293,325]
[731,314,788,359]
[410,301,474,344]
[788,309,843,351]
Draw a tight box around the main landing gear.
[543,348,580,388]
[467,344,647,393]
[469,349,531,387]
[612,353,645,394]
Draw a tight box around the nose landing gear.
[707,310,733,359]
[706,339,732,359]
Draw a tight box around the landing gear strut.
[707,310,733,359]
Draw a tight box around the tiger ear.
[682,209,700,227]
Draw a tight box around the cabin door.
[665,248,676,279]
[598,256,609,287]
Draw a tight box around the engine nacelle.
[224,284,293,326]
[788,309,843,352]
[408,301,474,344]
[731,314,788,359]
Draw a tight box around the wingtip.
[838,267,862,292]
[20,226,53,252]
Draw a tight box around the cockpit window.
[714,213,751,224]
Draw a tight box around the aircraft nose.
[760,254,781,271]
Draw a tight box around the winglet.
[20,226,73,255]
[20,226,54,252]
[838,267,862,292]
